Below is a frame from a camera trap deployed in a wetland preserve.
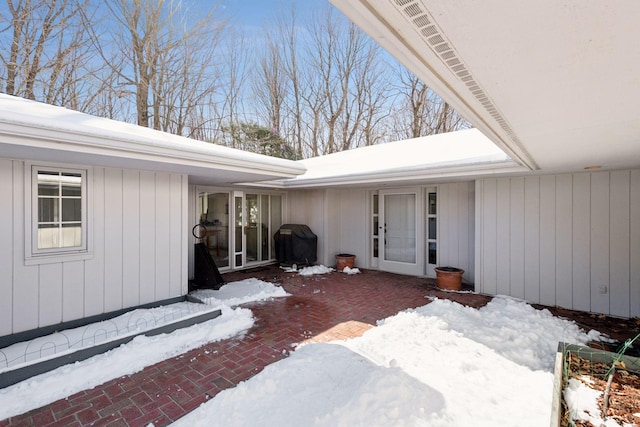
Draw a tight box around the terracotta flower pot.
[335,254,356,271]
[435,267,464,290]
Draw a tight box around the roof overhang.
[0,95,306,185]
[271,128,525,189]
[330,0,640,174]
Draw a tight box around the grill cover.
[274,224,317,265]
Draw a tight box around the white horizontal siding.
[0,159,188,336]
[476,170,640,317]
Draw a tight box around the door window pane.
[246,194,258,262]
[234,195,243,267]
[384,193,416,263]
[428,218,437,240]
[428,192,437,215]
[260,195,269,261]
[429,242,437,265]
[198,192,230,268]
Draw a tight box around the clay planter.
[434,267,464,290]
[335,254,356,271]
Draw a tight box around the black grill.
[274,224,317,266]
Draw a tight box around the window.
[427,191,437,265]
[30,166,87,257]
[372,192,379,258]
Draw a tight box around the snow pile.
[298,265,334,276]
[174,343,446,427]
[409,296,605,371]
[173,297,604,427]
[0,279,288,420]
[190,278,289,307]
[341,266,361,275]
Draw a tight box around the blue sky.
[219,0,328,29]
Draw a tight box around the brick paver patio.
[1,266,636,426]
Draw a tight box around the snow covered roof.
[278,129,522,188]
[0,94,306,185]
[0,95,522,189]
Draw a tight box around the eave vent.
[393,0,521,147]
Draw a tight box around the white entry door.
[379,189,423,276]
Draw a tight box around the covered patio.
[2,266,637,426]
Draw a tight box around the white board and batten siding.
[325,189,369,267]
[437,182,475,283]
[0,158,189,336]
[476,170,640,318]
[287,188,375,269]
[286,189,330,265]
[286,184,475,281]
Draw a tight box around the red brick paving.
[1,266,635,426]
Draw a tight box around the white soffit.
[331,0,640,172]
[0,94,306,184]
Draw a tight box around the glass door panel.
[234,193,243,268]
[197,191,230,268]
[379,189,423,276]
[426,188,437,277]
[260,195,270,261]
[384,194,416,263]
[199,190,283,271]
[246,194,259,263]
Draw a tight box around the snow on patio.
[173,296,607,427]
[0,278,288,420]
[0,270,616,426]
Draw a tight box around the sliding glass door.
[197,189,282,270]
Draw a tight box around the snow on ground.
[298,265,334,276]
[173,296,608,427]
[280,264,358,276]
[342,266,361,275]
[190,278,289,307]
[0,279,287,420]
[563,378,624,427]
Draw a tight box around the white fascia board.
[0,119,305,180]
[329,0,537,171]
[270,159,525,189]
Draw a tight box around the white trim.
[24,162,93,265]
[378,187,424,276]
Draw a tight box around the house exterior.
[328,0,640,318]
[1,1,639,340]
[0,94,304,338]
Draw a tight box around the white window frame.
[25,163,92,265]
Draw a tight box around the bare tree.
[253,31,287,139]
[1,0,93,104]
[279,7,304,158]
[352,44,392,147]
[392,67,469,139]
[215,28,251,147]
[98,0,226,130]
